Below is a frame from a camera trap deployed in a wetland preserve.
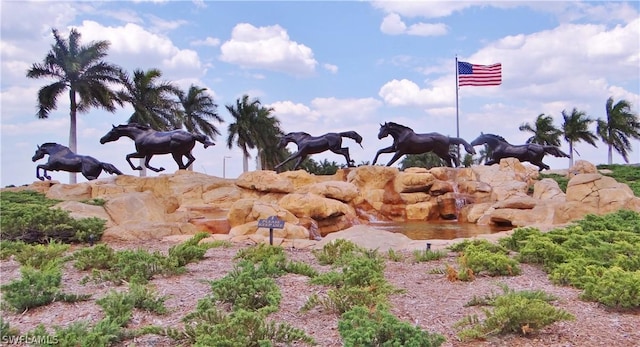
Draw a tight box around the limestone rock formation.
[5,158,639,242]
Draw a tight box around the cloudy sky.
[1,1,639,186]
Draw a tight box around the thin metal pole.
[455,56,461,163]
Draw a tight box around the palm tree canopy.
[225,94,263,157]
[26,28,122,119]
[518,113,562,146]
[117,68,181,131]
[177,85,223,140]
[562,108,598,146]
[596,97,640,163]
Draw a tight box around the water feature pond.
[367,220,512,240]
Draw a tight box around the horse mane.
[385,122,411,131]
[286,131,311,137]
[40,142,59,147]
[483,133,510,143]
[121,123,151,130]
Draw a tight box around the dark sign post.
[257,216,285,245]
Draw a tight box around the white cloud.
[378,79,451,107]
[323,63,338,74]
[219,23,318,76]
[191,37,221,47]
[380,13,447,36]
[380,13,406,35]
[76,21,204,80]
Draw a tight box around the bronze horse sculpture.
[274,131,363,171]
[372,122,476,167]
[32,142,123,181]
[99,123,215,172]
[470,133,569,171]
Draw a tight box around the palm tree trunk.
[68,91,78,184]
[256,149,262,170]
[608,144,613,165]
[569,142,574,167]
[243,154,249,172]
[139,159,147,177]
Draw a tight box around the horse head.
[378,123,391,139]
[99,124,125,144]
[32,144,46,162]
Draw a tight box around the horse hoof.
[159,167,165,172]
[134,167,142,170]
[38,177,45,181]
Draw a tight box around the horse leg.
[293,155,308,170]
[372,146,396,165]
[172,152,187,170]
[36,165,51,180]
[332,147,354,167]
[275,152,301,170]
[182,152,196,170]
[534,161,550,171]
[385,152,406,166]
[126,152,145,170]
[144,155,164,172]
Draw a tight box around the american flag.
[457,61,502,87]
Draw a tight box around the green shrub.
[460,245,521,277]
[339,305,446,347]
[167,232,213,267]
[303,255,401,314]
[71,244,116,271]
[1,265,62,311]
[412,249,447,262]
[580,266,640,309]
[498,227,541,251]
[12,241,69,269]
[448,238,509,254]
[455,285,574,341]
[0,240,26,260]
[82,248,179,285]
[96,290,135,327]
[503,210,640,308]
[0,191,105,243]
[312,239,366,266]
[127,282,169,314]
[386,248,405,262]
[175,302,314,347]
[0,317,19,338]
[209,261,282,313]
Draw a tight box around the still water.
[367,220,512,240]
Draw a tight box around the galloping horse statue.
[100,123,215,172]
[470,133,569,171]
[372,122,476,167]
[274,131,363,171]
[32,143,123,181]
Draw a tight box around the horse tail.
[544,146,570,158]
[339,131,363,148]
[450,137,476,155]
[194,134,216,149]
[101,162,124,176]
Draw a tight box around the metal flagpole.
[455,55,461,162]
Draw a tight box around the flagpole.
[455,55,461,162]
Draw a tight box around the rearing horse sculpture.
[470,133,569,171]
[99,123,215,172]
[274,131,363,171]
[372,122,476,167]
[32,142,123,181]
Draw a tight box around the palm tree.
[26,28,122,183]
[518,113,562,146]
[226,95,282,172]
[176,85,224,169]
[596,97,640,164]
[116,68,181,176]
[561,108,598,167]
[117,68,181,130]
[177,85,223,139]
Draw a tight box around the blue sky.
[1,1,639,186]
